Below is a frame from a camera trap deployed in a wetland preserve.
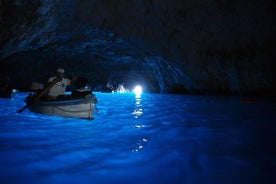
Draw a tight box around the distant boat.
[27,96,98,120]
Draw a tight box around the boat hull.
[28,97,97,120]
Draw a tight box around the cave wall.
[0,0,275,94]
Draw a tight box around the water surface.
[0,92,275,184]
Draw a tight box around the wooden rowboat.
[28,96,97,120]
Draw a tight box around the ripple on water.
[0,92,275,183]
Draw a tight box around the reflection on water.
[132,138,148,152]
[0,92,275,184]
[132,94,143,119]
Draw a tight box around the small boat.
[27,96,98,120]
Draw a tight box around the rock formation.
[0,0,275,94]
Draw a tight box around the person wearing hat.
[47,68,71,100]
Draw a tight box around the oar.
[17,77,62,113]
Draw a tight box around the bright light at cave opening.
[133,85,142,96]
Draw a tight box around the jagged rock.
[0,0,275,94]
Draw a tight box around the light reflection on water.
[0,92,275,184]
[132,95,143,119]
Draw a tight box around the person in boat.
[66,75,77,92]
[102,81,114,93]
[71,77,92,98]
[30,81,44,97]
[24,82,44,104]
[47,68,71,100]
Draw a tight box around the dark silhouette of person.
[71,77,92,98]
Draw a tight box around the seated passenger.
[47,68,71,100]
[30,82,44,96]
[71,77,92,98]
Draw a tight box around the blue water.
[0,92,275,184]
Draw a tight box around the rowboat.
[27,96,97,120]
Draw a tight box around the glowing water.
[0,93,275,183]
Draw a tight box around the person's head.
[30,82,44,91]
[75,77,88,89]
[56,68,64,78]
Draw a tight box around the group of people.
[31,68,93,100]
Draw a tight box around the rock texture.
[0,0,275,94]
